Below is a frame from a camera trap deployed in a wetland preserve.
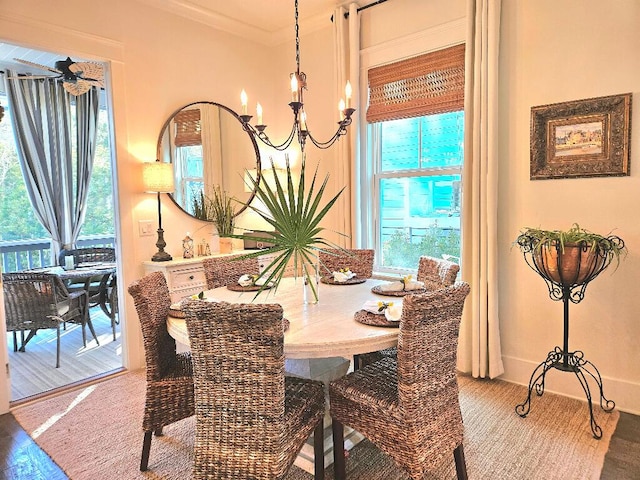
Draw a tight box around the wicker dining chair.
[127,271,195,472]
[318,248,374,278]
[330,282,471,480]
[357,255,461,369]
[202,254,260,289]
[2,272,88,368]
[417,255,460,290]
[183,300,326,480]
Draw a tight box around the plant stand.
[514,240,622,439]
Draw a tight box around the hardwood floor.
[6,307,122,402]
[0,399,638,479]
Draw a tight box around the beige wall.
[1,0,639,416]
[499,0,640,413]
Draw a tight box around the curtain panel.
[2,71,99,254]
[458,0,504,379]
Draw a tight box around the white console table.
[142,250,278,303]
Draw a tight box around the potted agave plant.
[515,224,626,286]
[192,185,236,254]
[232,155,344,302]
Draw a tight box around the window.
[371,112,463,271]
[364,44,465,274]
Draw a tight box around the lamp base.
[151,250,173,262]
[151,227,172,262]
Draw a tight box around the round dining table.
[166,277,401,359]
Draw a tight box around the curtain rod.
[330,0,389,22]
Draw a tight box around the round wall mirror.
[156,101,261,218]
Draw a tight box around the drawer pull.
[189,275,195,280]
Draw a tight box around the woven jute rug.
[12,370,618,479]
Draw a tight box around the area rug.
[12,370,618,479]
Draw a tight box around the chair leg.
[352,354,360,371]
[332,419,346,480]
[12,332,18,352]
[140,431,153,471]
[85,316,100,346]
[154,427,164,436]
[453,443,468,480]
[313,420,324,480]
[55,325,61,368]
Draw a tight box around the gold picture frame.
[530,93,631,180]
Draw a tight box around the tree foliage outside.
[382,225,460,269]
[0,97,114,244]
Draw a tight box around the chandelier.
[239,0,355,152]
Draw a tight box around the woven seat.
[202,254,260,289]
[358,255,460,368]
[330,282,471,480]
[183,300,326,480]
[318,248,374,278]
[2,272,89,368]
[127,271,195,472]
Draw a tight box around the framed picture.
[530,93,631,180]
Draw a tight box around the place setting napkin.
[227,274,274,291]
[321,267,366,285]
[355,299,403,327]
[371,274,426,296]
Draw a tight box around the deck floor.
[6,307,123,402]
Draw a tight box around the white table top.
[167,277,400,359]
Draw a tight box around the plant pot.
[219,237,233,254]
[534,242,606,286]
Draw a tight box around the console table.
[142,250,278,302]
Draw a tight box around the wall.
[499,0,640,413]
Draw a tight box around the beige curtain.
[333,3,360,247]
[458,0,504,379]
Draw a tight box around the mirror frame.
[156,101,261,219]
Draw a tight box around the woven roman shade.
[174,108,201,147]
[367,44,465,123]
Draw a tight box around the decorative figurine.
[183,233,194,258]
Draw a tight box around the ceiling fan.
[10,56,105,96]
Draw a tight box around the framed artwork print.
[530,93,631,180]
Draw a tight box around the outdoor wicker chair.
[59,247,116,309]
[2,272,89,368]
[357,255,460,369]
[202,254,260,289]
[127,271,195,472]
[183,300,326,480]
[329,282,471,480]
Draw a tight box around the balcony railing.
[0,235,115,273]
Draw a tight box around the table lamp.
[143,161,175,262]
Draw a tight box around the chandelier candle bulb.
[240,90,248,115]
[345,81,352,109]
[300,111,308,131]
[256,103,263,125]
[339,99,346,120]
[291,75,298,102]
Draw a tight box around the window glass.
[371,111,463,273]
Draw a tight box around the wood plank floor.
[6,307,123,402]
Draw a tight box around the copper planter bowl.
[533,242,607,287]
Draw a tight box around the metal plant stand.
[514,235,624,439]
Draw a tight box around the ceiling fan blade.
[69,62,104,85]
[64,79,92,96]
[13,58,61,75]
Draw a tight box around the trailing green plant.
[191,185,236,237]
[232,156,345,301]
[515,223,627,266]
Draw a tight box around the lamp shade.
[143,162,175,193]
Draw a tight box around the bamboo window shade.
[174,108,202,147]
[366,43,465,123]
